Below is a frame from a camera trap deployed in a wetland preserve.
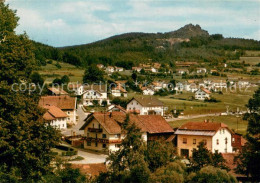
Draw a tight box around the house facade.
[126,96,164,116]
[39,95,77,124]
[195,88,211,100]
[82,85,108,106]
[43,106,68,129]
[175,122,233,157]
[142,87,155,95]
[79,112,174,152]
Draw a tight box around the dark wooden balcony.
[81,137,122,144]
[88,127,103,133]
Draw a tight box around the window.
[102,134,107,138]
[95,142,98,147]
[193,139,196,144]
[115,134,121,138]
[232,138,235,142]
[215,150,219,153]
[183,138,187,144]
[223,129,225,134]
[67,111,70,114]
[87,141,91,146]
[102,144,106,148]
[216,139,219,145]
[96,134,98,139]
[225,138,228,144]
[224,148,227,153]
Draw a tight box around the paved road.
[62,104,89,136]
[166,113,221,122]
[70,148,107,164]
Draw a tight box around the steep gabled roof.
[80,112,173,135]
[175,122,232,136]
[43,105,68,120]
[48,87,68,95]
[128,96,163,107]
[39,95,76,110]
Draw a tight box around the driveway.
[62,104,90,136]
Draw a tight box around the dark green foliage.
[30,72,44,85]
[146,140,177,172]
[97,115,151,183]
[111,97,128,108]
[61,75,70,84]
[250,68,259,75]
[187,166,237,183]
[190,142,229,172]
[151,161,186,183]
[83,65,104,84]
[204,97,220,103]
[0,2,61,181]
[235,87,260,180]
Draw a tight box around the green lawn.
[168,115,248,135]
[38,61,84,83]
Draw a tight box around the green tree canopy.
[0,2,60,181]
[83,65,105,84]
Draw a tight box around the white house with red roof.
[42,105,68,129]
[195,87,211,100]
[39,95,77,124]
[82,85,108,106]
[175,121,233,157]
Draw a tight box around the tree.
[146,140,177,172]
[96,115,151,183]
[0,2,60,181]
[83,65,104,84]
[235,87,260,181]
[190,142,229,172]
[30,72,44,86]
[187,166,237,183]
[131,72,137,81]
[151,161,186,183]
[61,75,70,84]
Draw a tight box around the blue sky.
[6,0,260,47]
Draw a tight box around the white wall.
[50,117,67,129]
[212,128,233,153]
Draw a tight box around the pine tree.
[235,87,260,181]
[0,2,60,181]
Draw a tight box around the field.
[127,86,257,116]
[38,61,84,83]
[168,115,248,135]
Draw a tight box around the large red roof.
[80,112,174,135]
[39,95,76,110]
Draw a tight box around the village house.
[106,66,115,73]
[107,105,127,113]
[176,68,189,75]
[175,121,233,157]
[43,105,68,129]
[97,64,104,69]
[68,84,86,96]
[82,85,108,106]
[142,87,155,95]
[195,87,211,100]
[111,84,127,97]
[115,66,124,72]
[196,68,207,74]
[152,62,161,69]
[48,87,68,96]
[132,67,142,72]
[79,112,174,152]
[126,96,164,116]
[39,95,77,124]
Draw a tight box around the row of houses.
[79,111,245,157]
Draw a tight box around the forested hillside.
[34,24,260,69]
